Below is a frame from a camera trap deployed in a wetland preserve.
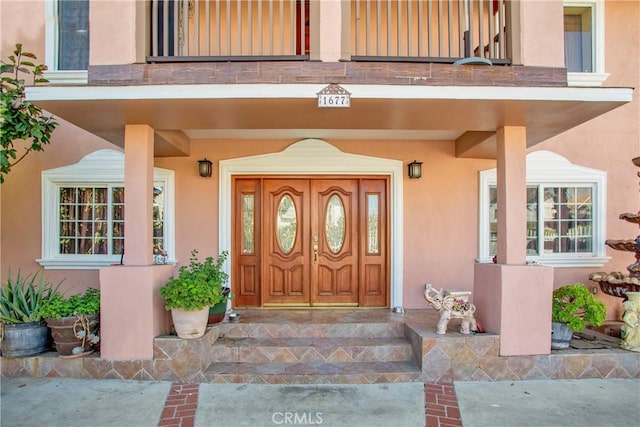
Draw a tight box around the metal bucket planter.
[45,314,99,357]
[551,321,573,350]
[0,321,50,357]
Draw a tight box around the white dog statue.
[424,283,477,335]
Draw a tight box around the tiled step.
[221,321,404,339]
[203,310,419,384]
[209,336,414,363]
[203,360,422,384]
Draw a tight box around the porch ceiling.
[27,84,632,158]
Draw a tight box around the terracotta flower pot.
[46,314,99,356]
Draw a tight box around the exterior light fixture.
[198,158,213,177]
[407,160,423,179]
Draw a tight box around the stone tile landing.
[1,309,639,383]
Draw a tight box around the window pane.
[94,205,107,220]
[78,221,93,237]
[55,182,169,258]
[112,187,125,204]
[111,187,125,256]
[489,186,498,256]
[60,204,76,221]
[93,237,108,255]
[60,238,75,254]
[367,194,380,254]
[153,185,165,250]
[113,222,124,238]
[60,221,75,236]
[277,195,297,254]
[58,0,90,70]
[94,188,107,203]
[77,238,93,255]
[564,6,593,73]
[113,239,124,256]
[112,205,124,221]
[60,187,76,203]
[242,194,255,254]
[526,186,539,255]
[543,186,593,254]
[489,184,594,257]
[325,195,346,253]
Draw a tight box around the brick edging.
[425,382,463,427]
[158,382,200,427]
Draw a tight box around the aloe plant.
[0,269,60,324]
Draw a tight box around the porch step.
[220,311,405,339]
[209,336,414,363]
[206,310,421,383]
[203,360,422,384]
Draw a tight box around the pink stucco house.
[1,0,638,378]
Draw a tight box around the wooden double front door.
[233,177,389,307]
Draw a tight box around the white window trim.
[39,149,175,269]
[478,151,609,267]
[564,0,609,87]
[44,0,89,85]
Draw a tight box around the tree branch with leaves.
[1,44,58,184]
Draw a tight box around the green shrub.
[160,250,229,311]
[39,287,100,319]
[552,283,606,332]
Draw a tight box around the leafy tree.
[1,44,58,184]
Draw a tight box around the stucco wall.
[0,120,116,294]
[167,139,495,311]
[0,1,46,61]
[533,0,640,319]
[1,0,638,319]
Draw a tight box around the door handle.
[313,244,318,264]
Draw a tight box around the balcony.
[147,0,511,64]
[148,0,310,61]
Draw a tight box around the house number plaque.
[317,83,351,108]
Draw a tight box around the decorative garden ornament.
[424,284,477,335]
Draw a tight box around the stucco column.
[124,124,154,266]
[474,126,554,356]
[100,124,173,360]
[496,126,527,265]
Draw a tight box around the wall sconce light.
[198,158,213,177]
[407,160,423,179]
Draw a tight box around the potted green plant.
[0,269,58,357]
[551,283,607,349]
[204,250,231,325]
[39,288,100,357]
[160,249,229,338]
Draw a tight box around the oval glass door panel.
[277,195,297,254]
[325,195,345,253]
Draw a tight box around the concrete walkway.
[1,377,638,427]
[454,378,640,427]
[0,378,425,427]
